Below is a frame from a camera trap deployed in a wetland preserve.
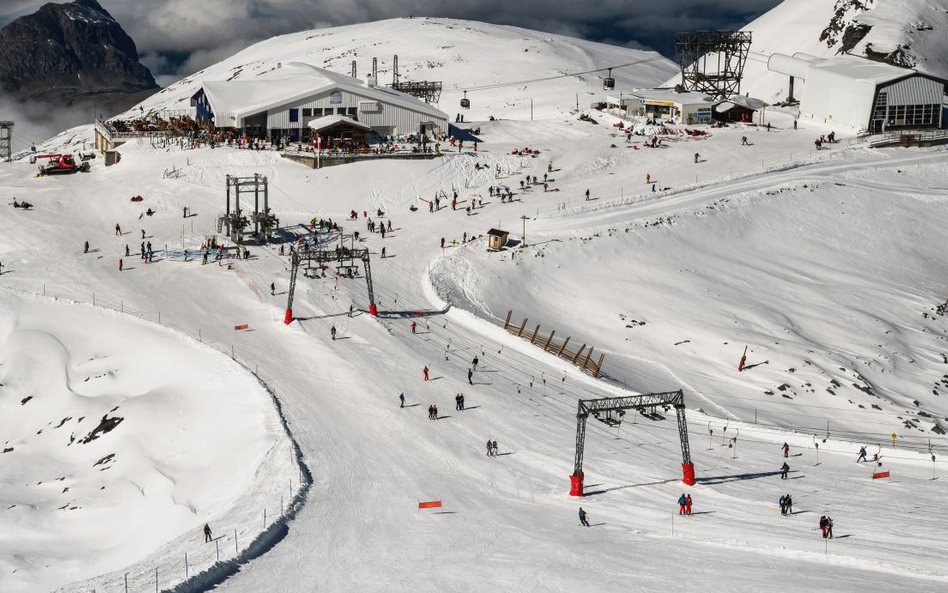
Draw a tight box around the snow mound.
[0,293,290,593]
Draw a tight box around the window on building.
[313,108,323,117]
[347,107,358,116]
[289,109,299,123]
[336,107,346,115]
[302,108,312,117]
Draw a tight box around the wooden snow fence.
[503,310,605,378]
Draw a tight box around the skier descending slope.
[579,507,590,527]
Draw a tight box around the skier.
[141,229,146,239]
[685,494,693,516]
[459,394,465,410]
[781,461,790,480]
[826,516,834,538]
[348,305,354,318]
[779,494,787,516]
[119,258,123,271]
[83,240,89,254]
[387,220,392,232]
[785,493,793,515]
[411,321,417,334]
[330,325,336,340]
[782,442,790,458]
[579,507,590,527]
[694,153,700,163]
[819,516,828,538]
[115,223,122,236]
[440,237,445,249]
[467,368,473,385]
[399,393,405,408]
[585,189,590,201]
[678,493,687,515]
[766,122,772,132]
[125,244,130,257]
[646,173,651,184]
[204,524,212,543]
[793,119,798,130]
[857,446,867,463]
[741,136,749,146]
[455,394,462,411]
[432,405,439,419]
[472,356,479,371]
[270,282,275,296]
[423,366,429,381]
[429,405,436,420]
[486,440,493,456]
[381,247,386,258]
[492,439,498,455]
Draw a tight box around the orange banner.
[872,471,890,479]
[234,324,249,331]
[418,500,442,509]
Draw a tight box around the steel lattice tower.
[674,31,752,99]
[0,121,13,162]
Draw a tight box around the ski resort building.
[767,53,948,132]
[608,89,716,125]
[191,62,448,142]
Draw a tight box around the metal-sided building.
[192,62,448,142]
[768,53,948,132]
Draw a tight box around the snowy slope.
[122,17,678,122]
[2,29,948,591]
[0,292,294,593]
[665,0,948,103]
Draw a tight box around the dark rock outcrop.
[0,0,157,108]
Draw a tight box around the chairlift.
[603,68,615,91]
[460,90,471,109]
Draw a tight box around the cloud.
[2,0,783,81]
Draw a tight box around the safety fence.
[503,310,605,378]
[0,282,311,593]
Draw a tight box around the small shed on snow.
[487,228,509,250]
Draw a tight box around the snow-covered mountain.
[666,0,948,103]
[123,17,678,122]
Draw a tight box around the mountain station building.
[192,62,448,142]
[767,53,948,132]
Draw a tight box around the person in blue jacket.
[678,493,687,515]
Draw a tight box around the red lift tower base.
[283,308,293,325]
[369,304,378,317]
[682,462,696,486]
[569,472,584,497]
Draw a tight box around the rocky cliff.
[0,0,157,109]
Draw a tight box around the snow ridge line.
[164,369,313,593]
[0,285,313,592]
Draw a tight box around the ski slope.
[120,17,678,123]
[2,101,947,591]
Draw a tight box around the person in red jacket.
[119,258,123,271]
[411,321,417,334]
[685,494,693,515]
[423,366,429,381]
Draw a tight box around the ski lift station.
[191,62,448,142]
[606,88,717,125]
[767,53,948,132]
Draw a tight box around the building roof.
[628,88,715,105]
[807,55,918,85]
[487,228,509,236]
[202,62,447,126]
[307,115,372,132]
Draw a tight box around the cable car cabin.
[603,69,615,91]
[460,91,471,109]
